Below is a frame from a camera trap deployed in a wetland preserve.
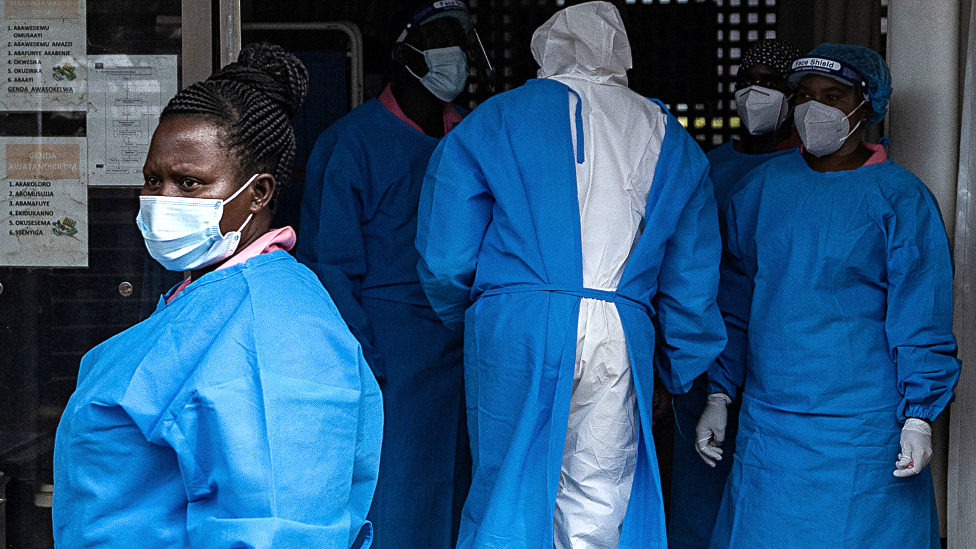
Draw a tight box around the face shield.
[397,1,496,92]
[467,26,495,91]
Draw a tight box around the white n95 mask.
[735,85,790,136]
[794,100,866,157]
[405,44,468,102]
[136,174,259,272]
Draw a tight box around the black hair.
[160,42,308,203]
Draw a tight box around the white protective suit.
[532,4,668,548]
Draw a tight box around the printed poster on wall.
[88,55,178,186]
[0,0,87,111]
[1,137,88,267]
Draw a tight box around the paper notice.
[87,55,178,186]
[1,137,88,267]
[2,0,80,19]
[1,0,87,111]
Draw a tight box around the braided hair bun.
[210,42,309,119]
[160,42,309,202]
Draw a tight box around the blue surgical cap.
[790,43,892,125]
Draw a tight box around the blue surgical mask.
[136,174,259,272]
[405,43,468,102]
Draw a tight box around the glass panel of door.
[0,0,210,545]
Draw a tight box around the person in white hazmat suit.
[415,3,725,548]
[541,6,666,548]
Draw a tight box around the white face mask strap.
[843,120,864,142]
[843,100,867,121]
[841,100,868,141]
[404,42,425,56]
[223,174,259,237]
[225,173,261,205]
[402,43,428,82]
[405,64,423,82]
[236,213,254,234]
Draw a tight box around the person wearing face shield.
[53,43,383,549]
[695,43,960,549]
[296,2,486,547]
[415,3,726,548]
[668,39,803,549]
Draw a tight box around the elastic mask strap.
[843,120,863,141]
[405,65,423,82]
[222,174,259,237]
[841,100,867,141]
[236,213,254,234]
[403,42,427,82]
[842,100,867,122]
[225,173,261,205]
[404,42,425,56]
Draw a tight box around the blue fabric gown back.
[417,78,727,549]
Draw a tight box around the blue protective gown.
[53,251,383,549]
[297,98,468,549]
[708,151,960,549]
[668,139,797,549]
[416,78,727,549]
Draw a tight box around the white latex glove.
[695,393,732,467]
[894,418,933,477]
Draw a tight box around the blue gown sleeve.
[653,169,727,395]
[885,183,960,422]
[164,371,373,549]
[348,353,384,546]
[298,134,385,376]
[415,127,494,331]
[707,195,752,399]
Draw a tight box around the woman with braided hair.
[52,43,383,549]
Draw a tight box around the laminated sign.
[1,0,87,111]
[1,138,88,267]
[88,55,178,186]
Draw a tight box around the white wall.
[887,0,964,543]
[889,1,976,547]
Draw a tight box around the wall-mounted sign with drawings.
[0,0,87,111]
[0,137,88,267]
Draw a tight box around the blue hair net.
[806,43,892,125]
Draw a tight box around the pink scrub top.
[799,141,889,167]
[379,83,463,136]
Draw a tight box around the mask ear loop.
[235,213,254,234]
[224,173,260,235]
[841,100,868,141]
[225,173,261,205]
[402,42,428,82]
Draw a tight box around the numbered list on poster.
[1,0,86,111]
[1,139,88,267]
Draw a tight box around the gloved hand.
[894,418,933,477]
[695,393,732,467]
